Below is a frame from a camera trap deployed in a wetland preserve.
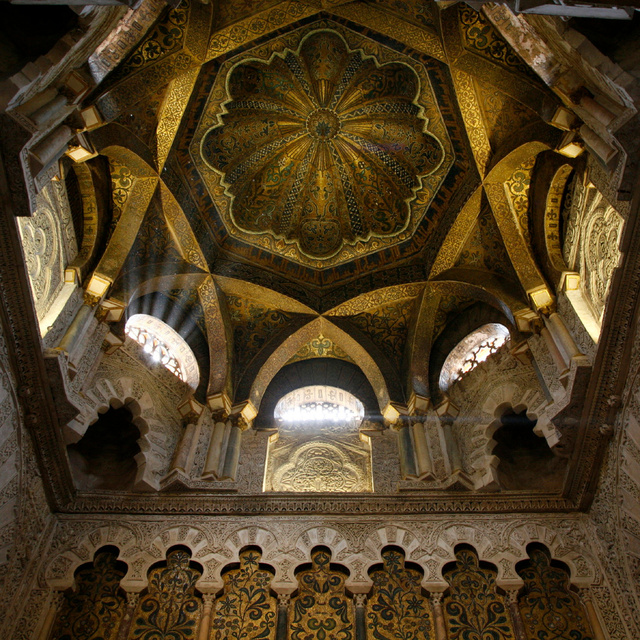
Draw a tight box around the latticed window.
[440,323,510,391]
[124,314,199,389]
[274,385,364,431]
[126,324,185,381]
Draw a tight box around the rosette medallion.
[201,30,444,259]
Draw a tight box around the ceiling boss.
[199,30,445,261]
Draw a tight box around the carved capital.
[430,592,444,607]
[504,588,520,606]
[353,593,367,608]
[202,593,216,609]
[579,587,594,604]
[82,291,102,308]
[277,593,291,607]
[51,590,65,609]
[126,592,140,609]
[229,412,251,431]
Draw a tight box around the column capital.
[202,593,216,608]
[126,592,140,608]
[277,593,291,607]
[353,593,367,608]
[578,587,594,603]
[178,397,204,426]
[430,592,444,606]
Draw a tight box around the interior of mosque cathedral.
[1,0,640,637]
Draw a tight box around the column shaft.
[397,424,418,478]
[57,303,93,355]
[442,423,462,474]
[412,421,432,478]
[505,590,526,640]
[37,591,63,640]
[581,590,607,640]
[540,325,569,375]
[548,312,582,362]
[431,594,447,640]
[197,594,215,640]
[116,593,139,640]
[203,421,226,478]
[171,422,197,474]
[276,594,290,640]
[354,594,367,640]
[220,424,242,480]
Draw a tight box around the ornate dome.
[199,30,444,260]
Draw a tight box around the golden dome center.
[306,108,341,140]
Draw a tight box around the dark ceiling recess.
[67,405,141,491]
[492,409,567,492]
[0,4,79,82]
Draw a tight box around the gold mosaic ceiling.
[86,0,562,401]
[196,29,446,262]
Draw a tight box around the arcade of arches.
[0,0,639,638]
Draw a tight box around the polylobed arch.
[64,377,170,492]
[44,520,599,595]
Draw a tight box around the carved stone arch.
[118,525,211,592]
[484,141,555,297]
[248,316,391,417]
[64,376,164,491]
[425,524,521,589]
[221,527,279,563]
[504,522,599,587]
[65,157,113,284]
[90,145,159,288]
[472,384,549,490]
[362,525,422,564]
[294,527,349,567]
[528,150,577,290]
[45,523,137,589]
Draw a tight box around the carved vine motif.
[443,548,516,640]
[290,548,354,640]
[129,549,202,639]
[51,550,126,640]
[271,441,371,492]
[584,206,622,319]
[366,548,433,640]
[517,547,594,640]
[211,548,277,640]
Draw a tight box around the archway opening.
[67,405,141,491]
[493,409,566,491]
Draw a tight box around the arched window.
[125,314,199,389]
[274,385,365,432]
[439,323,510,391]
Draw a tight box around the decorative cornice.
[65,491,575,515]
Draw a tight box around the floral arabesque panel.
[128,548,202,640]
[211,548,277,640]
[443,547,516,640]
[517,547,594,640]
[290,548,354,640]
[366,547,434,640]
[51,549,126,640]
